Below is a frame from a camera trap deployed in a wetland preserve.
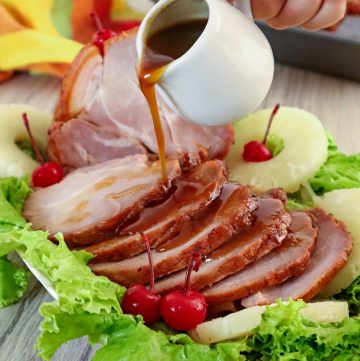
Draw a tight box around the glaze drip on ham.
[49,30,233,170]
[241,208,353,307]
[154,197,291,294]
[86,160,227,262]
[90,184,257,286]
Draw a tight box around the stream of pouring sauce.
[138,19,208,181]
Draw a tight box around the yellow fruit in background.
[0,30,81,70]
[315,189,360,297]
[0,0,59,36]
[227,107,328,193]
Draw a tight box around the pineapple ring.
[189,301,349,344]
[315,189,360,297]
[227,107,328,193]
[0,104,52,178]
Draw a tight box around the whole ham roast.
[49,29,234,170]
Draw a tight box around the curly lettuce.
[310,134,360,195]
[244,300,360,361]
[0,255,29,308]
[0,177,31,307]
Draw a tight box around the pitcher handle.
[233,0,253,21]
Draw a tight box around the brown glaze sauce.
[120,161,225,235]
[156,184,238,252]
[138,19,208,181]
[205,198,285,262]
[122,182,209,233]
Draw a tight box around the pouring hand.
[250,0,347,30]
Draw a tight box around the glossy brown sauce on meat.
[205,198,285,262]
[276,212,314,251]
[122,182,208,233]
[156,184,239,252]
[138,19,208,181]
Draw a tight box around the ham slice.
[241,208,353,307]
[90,184,257,286]
[49,30,233,170]
[23,155,181,247]
[48,119,147,171]
[203,212,317,304]
[154,197,291,294]
[86,160,227,262]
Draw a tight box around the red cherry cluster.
[22,113,64,188]
[90,11,116,57]
[121,236,207,330]
[243,103,280,162]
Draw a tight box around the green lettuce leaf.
[0,225,124,360]
[0,177,31,308]
[334,276,360,316]
[245,300,360,361]
[93,316,248,361]
[310,134,360,195]
[0,255,29,307]
[0,177,30,232]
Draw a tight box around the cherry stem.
[22,113,45,165]
[140,232,155,292]
[90,11,104,32]
[184,242,202,295]
[262,103,280,145]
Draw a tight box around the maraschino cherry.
[90,11,116,57]
[161,243,207,331]
[243,103,280,162]
[22,113,64,188]
[121,232,162,324]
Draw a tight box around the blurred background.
[0,0,359,82]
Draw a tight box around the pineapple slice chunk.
[0,104,52,178]
[189,301,349,344]
[227,107,328,193]
[315,189,360,297]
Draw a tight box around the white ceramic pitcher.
[137,0,274,126]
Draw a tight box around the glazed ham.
[86,160,227,262]
[23,155,181,247]
[203,212,317,304]
[49,30,233,170]
[154,197,291,294]
[241,208,353,307]
[90,184,257,286]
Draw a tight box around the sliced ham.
[24,155,181,247]
[241,208,353,308]
[49,30,233,170]
[90,184,257,286]
[203,212,317,305]
[154,197,291,294]
[48,119,147,171]
[86,160,227,262]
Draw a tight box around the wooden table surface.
[0,64,360,361]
